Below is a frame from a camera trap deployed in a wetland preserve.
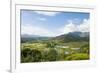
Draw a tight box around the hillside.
[21,32,89,43]
[52,32,89,43]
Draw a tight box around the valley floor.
[21,41,89,63]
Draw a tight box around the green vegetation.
[21,40,89,63]
[21,32,90,63]
[65,53,89,60]
[21,49,42,62]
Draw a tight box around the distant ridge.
[21,32,89,43]
[52,32,89,42]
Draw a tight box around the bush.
[79,44,89,54]
[46,49,58,61]
[46,41,57,48]
[21,48,42,63]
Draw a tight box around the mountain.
[65,32,89,38]
[21,32,89,43]
[52,32,89,43]
[21,34,44,38]
[79,32,89,37]
[21,34,51,43]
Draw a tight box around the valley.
[21,32,89,63]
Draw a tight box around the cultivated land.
[21,32,89,63]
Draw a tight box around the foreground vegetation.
[21,41,89,63]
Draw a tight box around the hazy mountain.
[52,32,89,42]
[21,32,89,43]
[21,34,44,38]
[21,34,51,43]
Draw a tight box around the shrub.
[79,44,89,54]
[47,49,58,61]
[21,48,42,63]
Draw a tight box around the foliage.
[21,48,42,62]
[65,53,89,60]
[21,41,90,63]
[46,41,58,48]
[79,44,89,54]
[46,49,58,61]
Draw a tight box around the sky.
[21,10,90,37]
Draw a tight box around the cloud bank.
[60,19,89,34]
[21,24,56,37]
[21,19,89,37]
[34,11,59,16]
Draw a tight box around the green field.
[21,41,89,63]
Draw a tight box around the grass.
[66,41,89,48]
[65,53,89,60]
[21,41,89,63]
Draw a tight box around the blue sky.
[21,10,90,37]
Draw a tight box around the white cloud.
[34,11,59,16]
[38,17,47,21]
[77,19,89,32]
[60,19,89,34]
[21,24,56,37]
[21,19,89,37]
[62,22,77,34]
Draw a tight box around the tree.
[46,41,57,48]
[21,48,42,62]
[79,44,89,54]
[47,49,58,61]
